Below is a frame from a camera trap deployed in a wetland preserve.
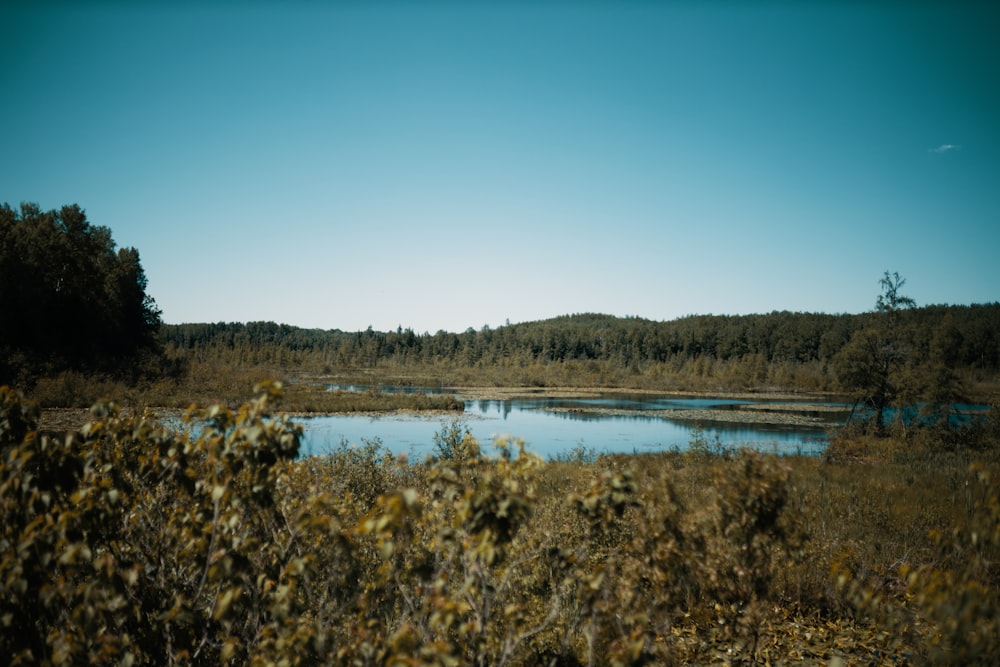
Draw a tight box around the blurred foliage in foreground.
[3,383,1000,665]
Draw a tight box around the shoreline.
[541,406,835,428]
[36,386,848,433]
[450,385,840,403]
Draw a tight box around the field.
[3,383,999,665]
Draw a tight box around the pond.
[300,388,848,460]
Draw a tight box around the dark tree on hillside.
[0,202,163,382]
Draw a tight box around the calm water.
[301,389,844,459]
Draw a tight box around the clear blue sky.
[3,1,998,333]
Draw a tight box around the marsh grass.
[26,362,466,415]
[279,386,464,414]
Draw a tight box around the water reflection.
[475,399,512,419]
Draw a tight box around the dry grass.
[5,383,999,665]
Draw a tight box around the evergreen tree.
[835,271,915,433]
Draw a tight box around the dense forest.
[0,203,162,383]
[162,306,1000,373]
[159,302,1000,406]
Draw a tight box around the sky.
[2,1,998,333]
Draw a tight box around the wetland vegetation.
[3,384,999,664]
[3,203,1000,664]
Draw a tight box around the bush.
[3,384,1000,665]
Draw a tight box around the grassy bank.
[21,356,999,416]
[23,365,466,413]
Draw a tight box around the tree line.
[161,303,1000,378]
[158,273,1000,428]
